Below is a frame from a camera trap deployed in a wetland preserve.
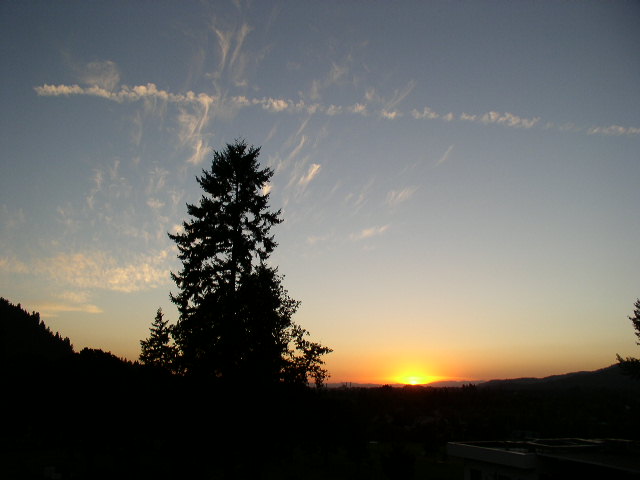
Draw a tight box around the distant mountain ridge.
[328,365,639,390]
[479,364,640,390]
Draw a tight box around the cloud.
[0,256,29,274]
[350,225,389,241]
[261,183,272,195]
[146,198,164,209]
[57,290,91,304]
[385,80,416,111]
[279,134,306,171]
[381,109,400,120]
[386,186,417,207]
[436,145,454,166]
[325,105,342,116]
[177,95,214,165]
[35,82,217,107]
[349,103,367,115]
[412,106,439,120]
[34,302,103,318]
[306,55,353,101]
[81,60,121,91]
[146,167,170,195]
[32,250,171,293]
[299,163,321,186]
[211,22,253,86]
[461,110,540,129]
[345,178,375,214]
[213,27,232,76]
[32,290,104,318]
[259,97,291,112]
[587,125,640,136]
[36,81,639,140]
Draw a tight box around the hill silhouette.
[479,365,640,391]
[0,296,73,363]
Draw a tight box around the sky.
[1,1,639,384]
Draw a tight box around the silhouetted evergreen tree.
[617,298,640,379]
[139,307,177,372]
[168,140,331,384]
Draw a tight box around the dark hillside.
[480,365,640,391]
[0,297,74,365]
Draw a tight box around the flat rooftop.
[448,438,640,474]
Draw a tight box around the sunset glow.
[1,1,639,384]
[396,373,441,386]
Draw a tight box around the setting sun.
[396,373,441,386]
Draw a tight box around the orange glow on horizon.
[394,373,442,385]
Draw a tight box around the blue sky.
[1,1,639,382]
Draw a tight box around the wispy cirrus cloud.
[345,178,375,214]
[350,225,389,241]
[436,145,455,166]
[211,22,253,87]
[80,60,121,91]
[298,163,321,187]
[386,186,417,207]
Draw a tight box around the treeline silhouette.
[2,297,640,479]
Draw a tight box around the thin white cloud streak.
[386,186,417,207]
[587,125,640,136]
[32,290,104,317]
[298,163,321,186]
[460,111,540,129]
[33,302,103,318]
[35,83,640,136]
[436,145,454,166]
[345,178,375,214]
[385,80,416,111]
[35,83,216,106]
[350,225,389,241]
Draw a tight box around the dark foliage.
[168,140,331,385]
[2,299,639,478]
[0,296,73,368]
[617,298,640,379]
[139,307,178,373]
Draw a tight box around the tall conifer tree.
[169,140,330,384]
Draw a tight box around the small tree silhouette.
[617,299,640,379]
[140,308,177,372]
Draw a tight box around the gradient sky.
[1,1,639,383]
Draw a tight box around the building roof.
[448,438,640,474]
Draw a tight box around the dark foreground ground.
[3,362,640,479]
